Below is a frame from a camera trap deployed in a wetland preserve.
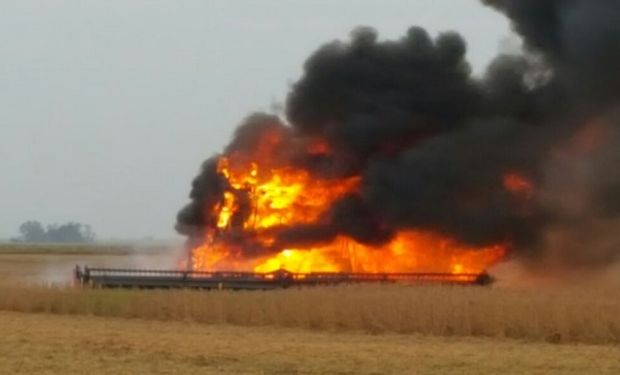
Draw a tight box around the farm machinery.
[74,266,493,290]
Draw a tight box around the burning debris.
[176,0,620,275]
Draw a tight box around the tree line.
[15,221,95,243]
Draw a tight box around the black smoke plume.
[178,1,620,267]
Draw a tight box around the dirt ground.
[0,311,618,375]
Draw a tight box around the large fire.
[189,127,507,275]
[176,1,620,275]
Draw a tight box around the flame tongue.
[193,229,505,274]
[251,233,504,274]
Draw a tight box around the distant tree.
[17,221,95,243]
[19,221,47,242]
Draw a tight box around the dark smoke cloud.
[178,0,620,267]
[287,27,481,159]
[176,157,224,243]
[484,0,620,104]
[363,119,546,250]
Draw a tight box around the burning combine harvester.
[76,121,508,289]
[79,0,620,287]
[77,122,507,289]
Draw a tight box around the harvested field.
[1,311,619,375]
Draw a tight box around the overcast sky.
[0,0,512,240]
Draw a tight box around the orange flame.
[251,232,505,274]
[192,228,505,274]
[191,130,507,275]
[503,172,535,199]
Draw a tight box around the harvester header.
[74,266,493,290]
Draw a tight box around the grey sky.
[0,0,512,240]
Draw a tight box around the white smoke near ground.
[31,241,187,286]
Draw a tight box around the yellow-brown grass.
[2,245,620,346]
[0,243,134,255]
[2,311,619,375]
[1,283,619,345]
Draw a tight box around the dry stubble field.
[1,243,619,374]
